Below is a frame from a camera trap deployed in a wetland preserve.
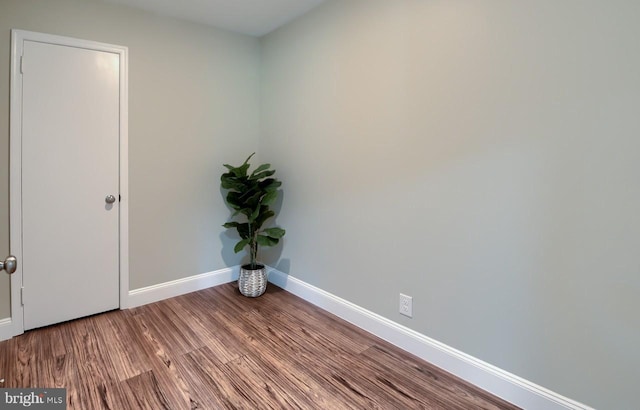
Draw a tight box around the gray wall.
[0,0,261,318]
[260,1,640,409]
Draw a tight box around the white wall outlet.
[399,293,413,318]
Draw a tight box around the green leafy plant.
[221,153,285,269]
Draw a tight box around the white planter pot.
[238,264,267,297]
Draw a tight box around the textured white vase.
[238,264,267,297]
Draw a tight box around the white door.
[20,39,121,330]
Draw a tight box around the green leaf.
[254,208,275,230]
[248,206,260,222]
[222,222,239,229]
[236,223,251,239]
[256,235,279,247]
[234,239,250,253]
[240,209,254,218]
[222,153,255,180]
[260,178,282,192]
[249,169,275,181]
[226,191,241,202]
[221,176,247,191]
[242,190,263,208]
[234,154,254,176]
[250,163,271,177]
[261,190,278,206]
[263,227,285,238]
[244,152,256,164]
[220,173,236,189]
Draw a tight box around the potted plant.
[221,153,286,297]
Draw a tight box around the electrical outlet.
[399,293,413,318]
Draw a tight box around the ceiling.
[102,0,326,37]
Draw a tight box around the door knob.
[105,195,116,204]
[1,255,17,275]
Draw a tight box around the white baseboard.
[0,317,13,341]
[127,266,238,308]
[267,268,593,410]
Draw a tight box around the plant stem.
[249,222,255,269]
[252,239,258,269]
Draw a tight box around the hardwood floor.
[0,283,520,409]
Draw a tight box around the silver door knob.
[1,255,17,275]
[105,195,116,204]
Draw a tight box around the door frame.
[8,29,129,338]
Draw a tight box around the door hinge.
[20,287,24,306]
[20,55,24,74]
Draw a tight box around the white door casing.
[9,30,129,335]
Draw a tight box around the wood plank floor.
[0,283,520,409]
